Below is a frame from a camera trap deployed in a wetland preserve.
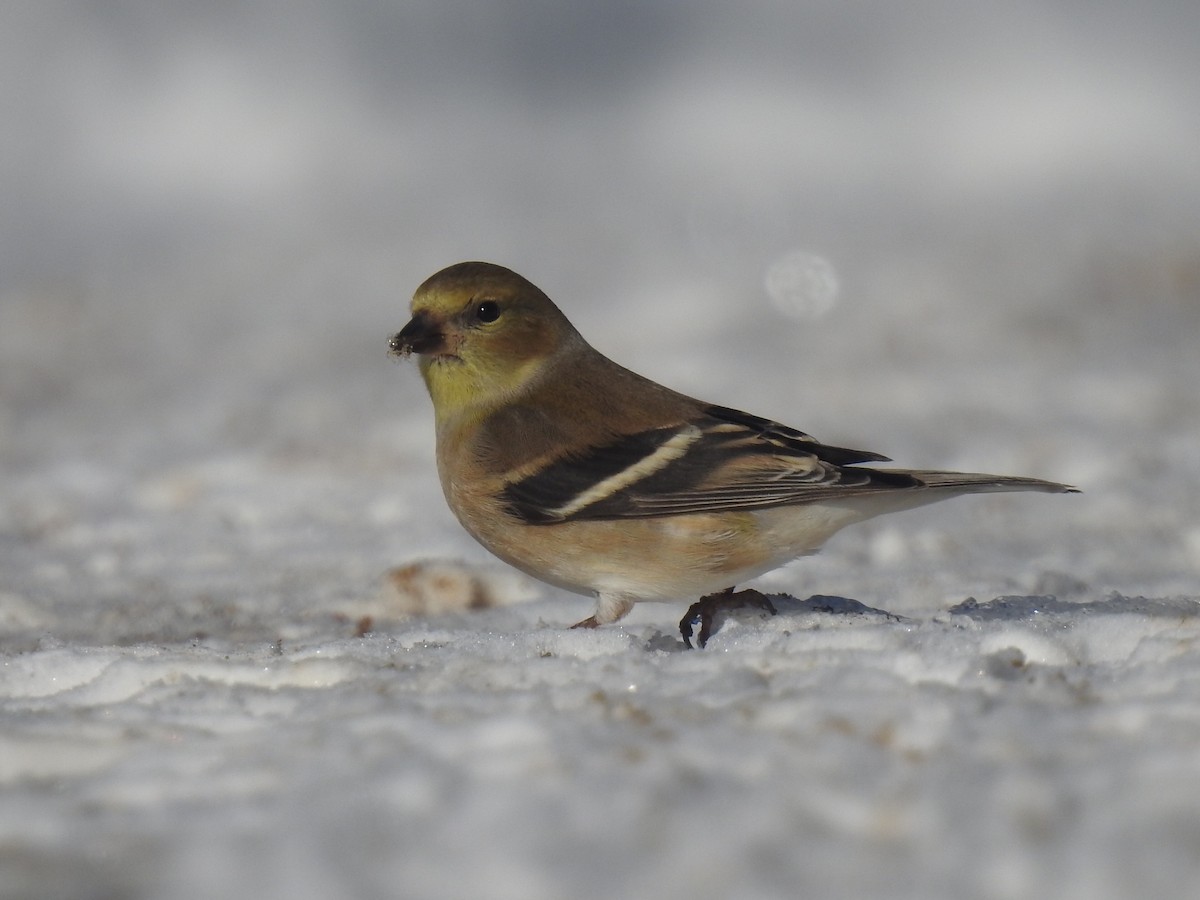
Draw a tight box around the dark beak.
[389,311,444,357]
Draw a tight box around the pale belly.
[458,500,876,601]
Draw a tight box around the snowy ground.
[3,3,1200,899]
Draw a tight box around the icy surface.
[4,3,1200,899]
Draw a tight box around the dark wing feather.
[501,404,918,524]
[702,404,892,466]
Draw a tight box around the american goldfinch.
[390,261,1077,647]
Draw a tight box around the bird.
[389,261,1077,647]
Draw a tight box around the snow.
[4,2,1200,899]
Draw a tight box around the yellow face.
[390,262,579,425]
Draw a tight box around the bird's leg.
[571,595,634,631]
[680,587,779,649]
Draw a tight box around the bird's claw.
[679,588,778,649]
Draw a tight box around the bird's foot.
[570,616,600,630]
[680,588,778,649]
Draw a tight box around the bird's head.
[390,262,582,423]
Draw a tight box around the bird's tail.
[895,471,1079,494]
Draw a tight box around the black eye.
[475,300,501,323]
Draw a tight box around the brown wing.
[500,404,919,524]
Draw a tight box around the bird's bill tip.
[389,311,445,357]
[387,332,410,357]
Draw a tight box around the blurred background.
[2,0,1199,639]
[3,5,1200,899]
